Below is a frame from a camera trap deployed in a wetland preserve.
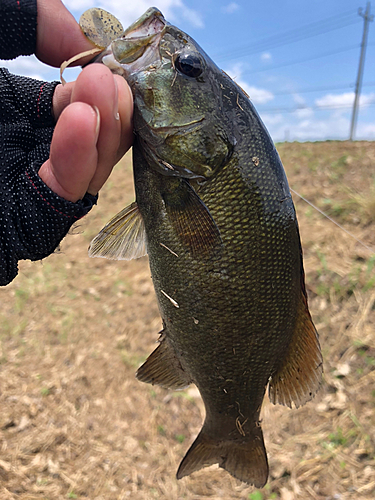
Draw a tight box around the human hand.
[39,64,133,202]
[35,0,133,202]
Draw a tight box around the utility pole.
[349,2,373,141]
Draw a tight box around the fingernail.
[114,80,120,120]
[92,105,100,137]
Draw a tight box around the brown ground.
[0,141,374,500]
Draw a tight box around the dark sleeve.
[0,0,37,60]
[0,68,98,286]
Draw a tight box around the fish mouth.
[122,7,166,39]
[99,8,167,74]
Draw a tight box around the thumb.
[36,0,94,67]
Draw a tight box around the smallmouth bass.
[86,8,323,487]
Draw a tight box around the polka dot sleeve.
[0,69,98,286]
[0,0,37,59]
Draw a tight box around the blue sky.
[2,0,374,142]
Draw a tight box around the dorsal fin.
[88,202,147,260]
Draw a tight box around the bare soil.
[0,141,374,500]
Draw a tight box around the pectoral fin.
[268,277,323,409]
[163,180,222,256]
[88,202,147,260]
[136,336,191,390]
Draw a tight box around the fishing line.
[290,188,375,254]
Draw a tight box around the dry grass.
[0,141,374,500]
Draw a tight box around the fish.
[86,7,323,487]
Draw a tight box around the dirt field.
[0,141,374,500]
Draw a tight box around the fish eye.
[174,52,203,78]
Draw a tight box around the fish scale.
[86,7,323,487]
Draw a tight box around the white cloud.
[179,5,204,28]
[261,52,272,62]
[221,3,240,14]
[315,92,375,110]
[288,94,313,119]
[244,86,274,105]
[356,122,375,138]
[260,104,375,142]
[224,63,274,104]
[261,113,284,126]
[62,0,93,9]
[63,0,204,29]
[264,113,352,142]
[0,55,50,80]
[294,107,314,119]
[292,93,307,106]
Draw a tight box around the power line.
[271,81,375,97]
[214,10,360,62]
[215,10,356,59]
[257,102,375,114]
[239,43,360,75]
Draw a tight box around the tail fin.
[176,422,268,487]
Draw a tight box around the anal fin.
[177,421,269,487]
[268,289,323,409]
[136,336,191,390]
